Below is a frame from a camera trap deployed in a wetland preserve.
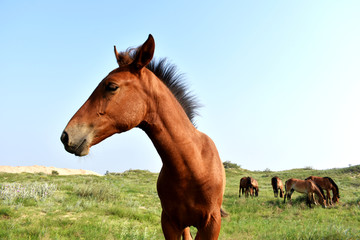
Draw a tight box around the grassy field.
[0,165,359,239]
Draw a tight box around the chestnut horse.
[239,177,258,197]
[60,35,226,239]
[284,178,326,208]
[249,177,259,197]
[271,176,284,198]
[305,176,340,205]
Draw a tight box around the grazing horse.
[249,177,259,197]
[60,35,226,239]
[305,176,340,205]
[239,177,258,197]
[271,176,284,198]
[239,177,251,197]
[284,178,326,208]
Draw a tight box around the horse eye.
[106,83,119,92]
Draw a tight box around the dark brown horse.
[239,177,258,197]
[271,176,284,198]
[305,176,340,205]
[61,35,226,239]
[284,178,326,208]
[239,177,251,197]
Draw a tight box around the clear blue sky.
[1,1,359,174]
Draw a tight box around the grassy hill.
[0,165,359,239]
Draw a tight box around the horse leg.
[194,213,221,240]
[326,189,332,205]
[279,188,283,198]
[161,211,183,240]
[182,227,193,240]
[310,193,318,205]
[307,193,312,208]
[288,189,294,204]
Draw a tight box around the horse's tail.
[221,208,229,218]
[325,177,340,198]
[253,187,259,197]
[247,176,252,185]
[271,177,277,189]
[284,180,288,203]
[284,180,288,192]
[272,177,281,197]
[239,179,241,197]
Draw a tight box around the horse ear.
[131,34,155,71]
[114,45,122,66]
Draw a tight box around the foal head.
[314,184,327,208]
[61,35,155,156]
[332,193,340,204]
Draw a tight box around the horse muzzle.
[60,127,92,156]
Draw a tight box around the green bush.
[223,161,241,169]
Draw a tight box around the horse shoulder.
[157,130,223,196]
[197,131,220,160]
[196,130,225,198]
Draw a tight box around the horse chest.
[156,169,217,225]
[157,171,209,203]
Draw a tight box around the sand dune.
[0,165,102,176]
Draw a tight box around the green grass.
[221,166,360,239]
[0,166,359,239]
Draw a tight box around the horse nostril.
[61,131,69,145]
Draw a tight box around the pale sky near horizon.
[1,1,360,174]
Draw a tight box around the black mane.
[324,177,340,196]
[118,48,200,126]
[146,58,200,126]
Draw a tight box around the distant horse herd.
[239,175,340,208]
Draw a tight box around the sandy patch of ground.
[0,165,102,176]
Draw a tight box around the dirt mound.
[0,165,102,176]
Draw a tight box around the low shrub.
[0,182,56,204]
[223,161,241,169]
[74,182,119,201]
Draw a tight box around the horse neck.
[139,73,199,173]
[327,178,339,196]
[313,187,324,200]
[331,185,338,196]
